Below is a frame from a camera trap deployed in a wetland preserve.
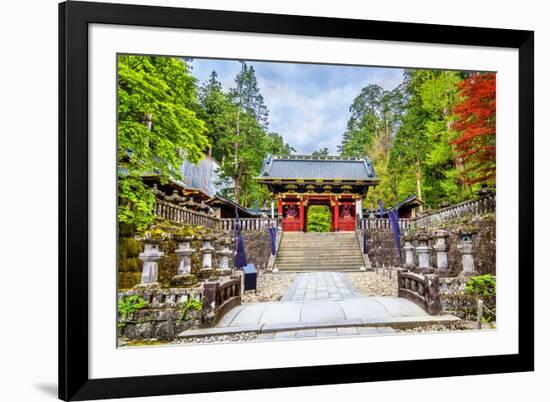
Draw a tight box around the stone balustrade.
[154,199,219,229]
[357,217,414,231]
[219,218,279,232]
[202,274,243,325]
[414,194,495,228]
[397,269,441,315]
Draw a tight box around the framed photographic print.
[59,1,534,400]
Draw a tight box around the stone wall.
[362,230,402,268]
[242,230,272,272]
[118,287,203,341]
[361,213,495,275]
[438,276,496,319]
[433,214,496,275]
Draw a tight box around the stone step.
[275,266,363,272]
[276,255,364,260]
[277,249,362,254]
[275,263,364,268]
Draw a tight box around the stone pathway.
[178,272,460,340]
[256,325,396,341]
[281,272,361,302]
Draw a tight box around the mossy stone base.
[170,274,198,287]
[198,268,216,280]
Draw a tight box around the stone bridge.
[179,272,459,340]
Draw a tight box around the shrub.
[118,294,148,324]
[307,205,331,232]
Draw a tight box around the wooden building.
[257,155,379,232]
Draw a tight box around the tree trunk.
[416,154,423,212]
[234,107,241,203]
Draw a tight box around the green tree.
[307,206,331,232]
[312,147,330,157]
[117,55,209,230]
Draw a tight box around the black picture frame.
[59,1,534,400]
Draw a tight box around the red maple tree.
[451,72,496,185]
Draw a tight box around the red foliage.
[451,72,496,185]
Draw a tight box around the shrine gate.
[257,155,379,232]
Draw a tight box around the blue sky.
[190,58,405,154]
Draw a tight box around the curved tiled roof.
[258,155,377,181]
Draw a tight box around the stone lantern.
[402,234,416,270]
[199,234,217,278]
[216,236,235,276]
[139,238,164,284]
[414,231,432,272]
[432,229,450,272]
[457,229,478,276]
[170,234,197,287]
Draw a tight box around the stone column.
[139,238,164,284]
[457,230,478,276]
[170,235,197,287]
[402,235,416,270]
[414,232,432,273]
[199,234,216,278]
[216,236,234,276]
[432,229,450,272]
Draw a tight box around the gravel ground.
[242,272,297,303]
[174,332,258,344]
[397,321,495,333]
[345,270,398,297]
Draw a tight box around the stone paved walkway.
[178,272,460,340]
[281,272,361,302]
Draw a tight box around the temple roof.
[258,155,377,181]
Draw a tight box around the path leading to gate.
[179,272,460,340]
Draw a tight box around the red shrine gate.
[257,155,379,232]
[278,194,358,232]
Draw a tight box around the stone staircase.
[274,232,365,272]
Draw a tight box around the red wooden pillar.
[277,198,283,217]
[299,197,304,232]
[334,196,339,232]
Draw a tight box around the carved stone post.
[414,232,432,273]
[402,235,416,270]
[216,236,234,276]
[432,229,450,272]
[170,235,197,287]
[457,230,478,276]
[199,234,216,278]
[139,238,164,284]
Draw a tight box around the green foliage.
[117,55,209,230]
[177,297,203,322]
[465,274,496,298]
[354,69,474,209]
[312,147,330,157]
[307,206,331,232]
[118,295,148,326]
[466,274,496,322]
[198,62,294,207]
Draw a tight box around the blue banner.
[269,226,276,255]
[234,207,248,268]
[388,209,402,265]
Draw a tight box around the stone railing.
[397,269,441,315]
[219,217,279,232]
[202,274,242,324]
[414,194,495,228]
[358,217,414,231]
[154,199,219,229]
